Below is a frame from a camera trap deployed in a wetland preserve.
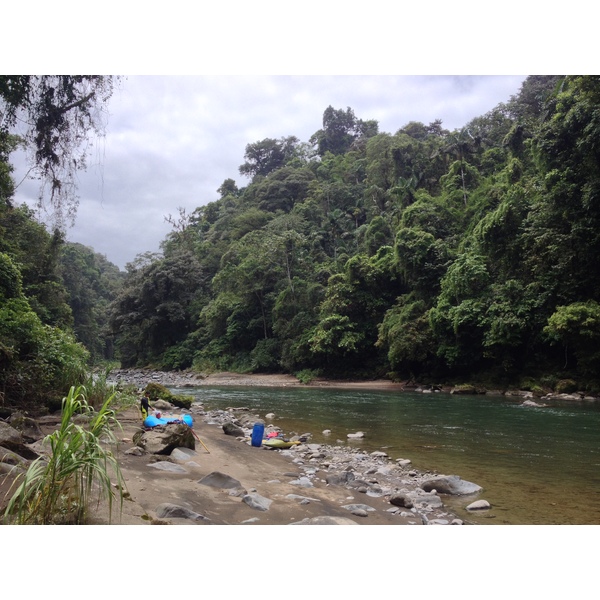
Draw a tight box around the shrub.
[555,379,578,394]
[295,369,320,384]
[2,386,125,524]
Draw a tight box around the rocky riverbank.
[1,389,491,526]
[4,368,596,525]
[105,368,600,403]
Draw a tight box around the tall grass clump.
[3,385,125,524]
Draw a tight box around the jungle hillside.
[2,75,600,410]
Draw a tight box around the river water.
[175,385,600,525]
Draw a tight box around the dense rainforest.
[2,75,600,410]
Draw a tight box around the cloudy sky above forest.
[8,2,590,271]
[12,75,528,270]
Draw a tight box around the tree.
[109,251,204,368]
[310,106,378,156]
[239,136,302,179]
[0,75,118,226]
[0,252,88,406]
[437,128,480,206]
[59,242,124,362]
[544,301,600,375]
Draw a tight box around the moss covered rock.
[143,382,193,409]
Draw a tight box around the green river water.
[175,385,600,525]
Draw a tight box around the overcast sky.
[11,75,528,270]
[8,3,591,271]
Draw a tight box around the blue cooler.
[251,422,265,447]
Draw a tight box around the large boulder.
[421,475,482,495]
[0,421,39,460]
[155,503,207,521]
[8,413,44,443]
[222,422,245,437]
[198,471,243,490]
[133,423,195,454]
[0,421,22,451]
[242,493,272,511]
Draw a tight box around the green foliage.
[544,301,600,375]
[377,294,435,377]
[555,379,578,394]
[3,385,124,524]
[0,251,22,300]
[295,368,320,384]
[0,284,89,407]
[110,250,203,367]
[59,242,124,363]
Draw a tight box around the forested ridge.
[2,75,600,408]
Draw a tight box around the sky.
[6,1,594,272]
[11,74,528,270]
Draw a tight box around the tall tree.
[311,106,378,156]
[239,136,302,179]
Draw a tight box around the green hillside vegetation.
[2,75,600,410]
[108,75,600,391]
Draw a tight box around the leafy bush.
[3,386,124,524]
[295,369,320,384]
[0,295,89,407]
[555,379,578,394]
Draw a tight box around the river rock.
[421,475,482,495]
[326,471,355,486]
[290,516,359,525]
[133,422,195,454]
[342,503,376,513]
[0,421,39,460]
[389,493,414,508]
[148,461,188,473]
[222,422,245,437]
[155,503,207,521]
[170,447,198,462]
[286,494,321,503]
[466,499,491,511]
[347,431,365,439]
[198,471,243,490]
[8,413,44,443]
[152,400,174,410]
[410,490,444,509]
[0,447,30,469]
[0,421,23,451]
[289,476,313,487]
[243,492,272,511]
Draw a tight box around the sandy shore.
[91,402,459,526]
[108,368,411,392]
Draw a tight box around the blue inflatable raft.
[143,414,193,428]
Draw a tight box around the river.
[174,384,600,525]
